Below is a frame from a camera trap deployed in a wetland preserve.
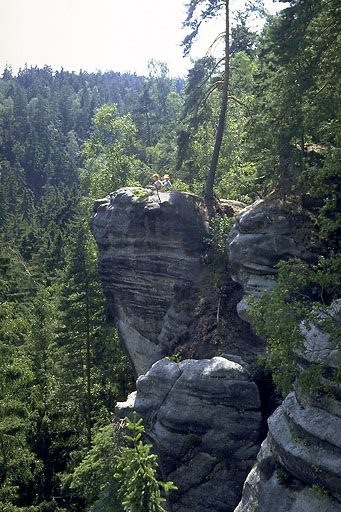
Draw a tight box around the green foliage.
[0,246,39,507]
[230,11,258,57]
[247,0,341,193]
[131,188,151,199]
[311,484,330,499]
[206,215,234,255]
[80,104,147,200]
[275,467,289,485]
[204,214,234,289]
[186,433,200,447]
[182,0,224,57]
[248,257,341,397]
[178,50,260,203]
[69,425,123,511]
[165,352,181,363]
[114,412,177,512]
[170,179,191,193]
[305,145,341,247]
[57,217,134,447]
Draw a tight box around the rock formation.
[226,197,317,320]
[90,187,209,376]
[90,187,260,376]
[116,356,262,512]
[236,301,341,511]
[91,190,340,512]
[235,438,341,512]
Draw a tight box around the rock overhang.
[90,187,210,376]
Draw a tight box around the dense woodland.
[0,0,340,510]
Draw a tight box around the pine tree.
[114,412,177,512]
[58,218,134,451]
[183,0,230,213]
[0,246,38,507]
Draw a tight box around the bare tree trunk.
[204,0,229,216]
[85,283,92,450]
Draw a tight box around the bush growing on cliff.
[205,215,234,289]
[248,256,341,397]
[206,215,234,256]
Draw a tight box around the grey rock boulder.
[226,198,315,321]
[268,391,341,501]
[116,356,262,512]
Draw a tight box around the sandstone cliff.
[90,187,262,376]
[228,202,341,512]
[91,189,341,512]
[226,196,317,321]
[235,301,341,512]
[90,187,209,376]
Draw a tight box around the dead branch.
[228,95,255,125]
[202,80,224,106]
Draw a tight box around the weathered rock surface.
[235,438,341,512]
[90,187,209,376]
[299,299,341,371]
[90,188,340,511]
[226,197,316,320]
[116,356,263,512]
[235,301,341,511]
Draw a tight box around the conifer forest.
[0,1,340,510]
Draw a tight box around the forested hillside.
[0,0,340,510]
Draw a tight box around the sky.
[0,0,284,78]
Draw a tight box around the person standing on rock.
[148,173,162,201]
[162,174,171,189]
[148,174,162,190]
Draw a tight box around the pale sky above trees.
[0,0,285,77]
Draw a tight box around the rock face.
[299,299,341,371]
[226,198,316,320]
[235,438,341,512]
[116,356,262,512]
[90,187,209,376]
[235,301,341,511]
[90,189,340,512]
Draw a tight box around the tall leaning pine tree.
[182,0,229,215]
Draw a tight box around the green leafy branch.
[248,256,341,397]
[114,412,177,512]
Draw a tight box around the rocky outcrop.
[90,187,262,376]
[235,438,341,512]
[90,187,209,376]
[299,299,341,371]
[90,189,340,511]
[116,356,263,512]
[226,197,317,320]
[235,301,341,511]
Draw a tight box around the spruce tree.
[114,412,177,512]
